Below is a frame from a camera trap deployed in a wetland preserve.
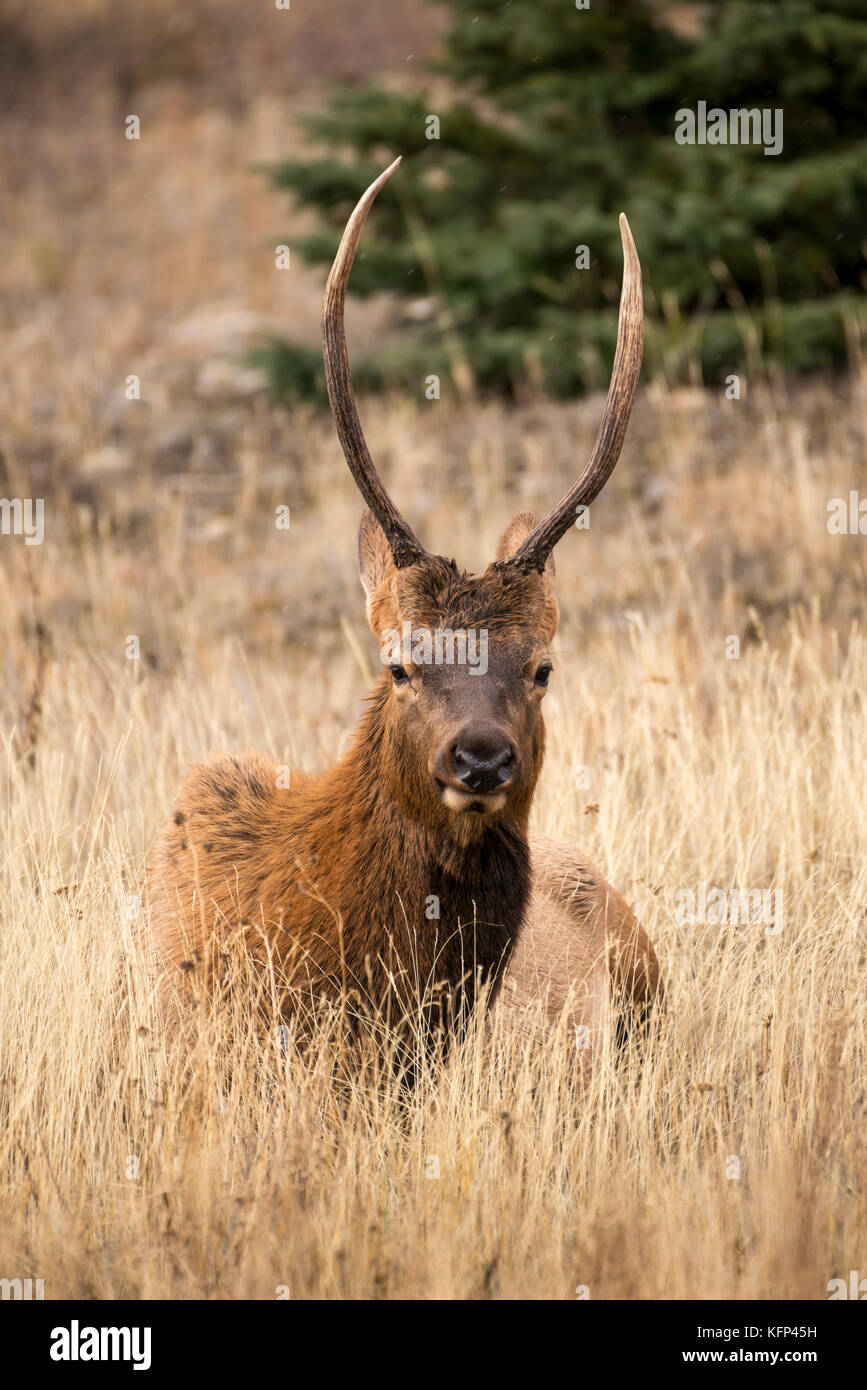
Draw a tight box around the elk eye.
[534,662,553,687]
[390,664,410,685]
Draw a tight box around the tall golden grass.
[2,364,866,1298]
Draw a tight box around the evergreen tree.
[263,0,867,399]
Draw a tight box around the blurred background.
[0,0,865,730]
[0,0,864,652]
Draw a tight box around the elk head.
[322,158,643,840]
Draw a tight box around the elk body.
[145,159,662,1063]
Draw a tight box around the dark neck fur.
[311,683,535,1021]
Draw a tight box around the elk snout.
[434,724,520,802]
[453,738,514,792]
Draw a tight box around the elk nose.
[452,736,515,793]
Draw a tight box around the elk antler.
[322,156,428,569]
[511,214,644,573]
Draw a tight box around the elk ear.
[496,511,559,643]
[358,509,399,633]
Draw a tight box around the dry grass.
[1,0,866,1302]
[1,368,866,1299]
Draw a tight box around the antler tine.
[322,156,427,569]
[512,214,644,572]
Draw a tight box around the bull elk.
[145,158,662,1067]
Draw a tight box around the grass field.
[1,0,866,1301]
[2,368,866,1298]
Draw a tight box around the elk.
[145,158,662,1066]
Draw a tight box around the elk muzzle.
[432,723,520,812]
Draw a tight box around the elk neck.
[290,677,541,978]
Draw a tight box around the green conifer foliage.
[263,0,867,398]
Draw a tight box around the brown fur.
[145,511,662,1062]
